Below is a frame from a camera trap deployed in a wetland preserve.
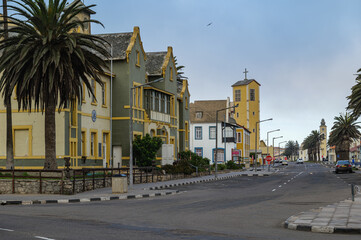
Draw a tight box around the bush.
[133,134,162,167]
[162,151,210,175]
[226,160,238,169]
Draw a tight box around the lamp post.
[129,77,163,188]
[215,104,238,179]
[272,137,283,165]
[254,118,272,172]
[266,129,280,168]
[278,140,287,162]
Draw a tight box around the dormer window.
[196,111,203,119]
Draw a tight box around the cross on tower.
[243,68,248,80]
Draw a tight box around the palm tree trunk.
[44,96,57,170]
[3,0,14,170]
[5,96,14,169]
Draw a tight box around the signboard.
[265,155,272,164]
[232,149,241,156]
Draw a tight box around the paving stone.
[294,219,313,224]
[311,226,334,233]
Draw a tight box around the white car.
[296,159,303,164]
[282,160,288,165]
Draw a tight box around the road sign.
[265,155,272,162]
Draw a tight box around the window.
[81,130,86,156]
[237,132,242,143]
[250,89,255,101]
[209,126,216,139]
[223,127,233,138]
[166,96,170,114]
[253,112,255,116]
[195,126,202,140]
[82,82,86,103]
[90,131,98,157]
[91,79,97,105]
[237,113,239,118]
[196,111,203,119]
[161,94,165,113]
[13,126,32,157]
[102,82,106,107]
[151,92,155,111]
[136,50,140,67]
[195,148,203,157]
[235,90,241,102]
[170,67,173,81]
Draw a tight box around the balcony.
[150,111,170,123]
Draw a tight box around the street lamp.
[129,77,163,188]
[215,104,238,179]
[254,118,272,171]
[272,137,283,165]
[267,129,280,156]
[278,141,287,161]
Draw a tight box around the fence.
[0,167,211,195]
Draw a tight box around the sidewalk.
[284,164,361,234]
[284,196,361,234]
[0,169,271,206]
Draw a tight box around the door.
[113,145,122,168]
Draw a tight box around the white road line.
[284,183,287,185]
[287,180,290,182]
[35,236,56,240]
[278,185,282,188]
[0,228,14,232]
[272,189,276,192]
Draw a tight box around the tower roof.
[231,79,261,87]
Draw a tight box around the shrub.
[133,134,162,167]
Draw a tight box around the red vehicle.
[335,160,352,174]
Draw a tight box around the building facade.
[0,3,190,169]
[189,100,250,163]
[232,77,260,153]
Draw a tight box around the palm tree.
[347,69,361,117]
[328,113,361,160]
[0,0,110,169]
[302,131,323,161]
[2,0,14,169]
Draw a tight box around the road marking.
[284,183,287,185]
[288,180,290,182]
[272,189,276,192]
[278,185,282,188]
[0,228,14,232]
[35,237,55,240]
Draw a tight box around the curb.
[148,173,269,190]
[283,221,361,234]
[0,190,179,206]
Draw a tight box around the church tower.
[232,69,260,153]
[320,119,327,160]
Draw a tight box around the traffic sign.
[265,155,272,162]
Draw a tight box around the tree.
[347,69,361,117]
[328,113,361,160]
[174,56,187,81]
[0,0,110,169]
[133,134,162,167]
[2,0,14,169]
[302,131,323,161]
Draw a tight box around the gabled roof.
[190,100,227,123]
[179,79,190,99]
[145,46,176,78]
[146,52,167,76]
[232,79,261,87]
[95,27,146,62]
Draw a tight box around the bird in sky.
[206,22,212,26]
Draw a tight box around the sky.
[84,0,361,146]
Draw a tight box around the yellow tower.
[232,69,260,153]
[320,119,327,160]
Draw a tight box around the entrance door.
[113,145,122,168]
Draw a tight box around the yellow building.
[235,126,251,162]
[232,75,260,153]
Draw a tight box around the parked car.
[296,159,303,164]
[282,160,288,165]
[335,160,352,174]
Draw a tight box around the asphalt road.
[1,163,361,240]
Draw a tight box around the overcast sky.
[85,0,361,146]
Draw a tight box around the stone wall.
[0,170,225,195]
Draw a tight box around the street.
[1,163,361,240]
